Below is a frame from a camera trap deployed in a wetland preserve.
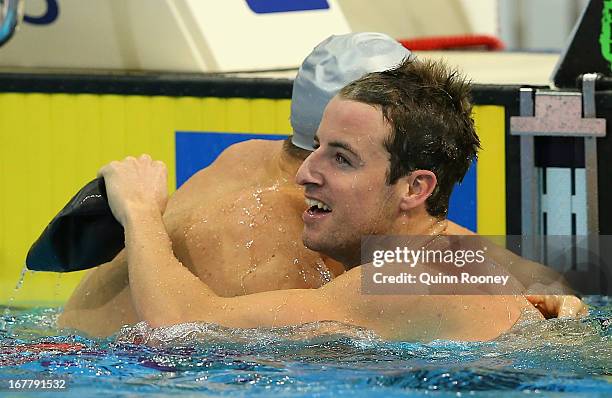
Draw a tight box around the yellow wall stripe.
[474,105,507,235]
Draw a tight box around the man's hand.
[525,282,588,318]
[526,294,588,319]
[98,155,168,227]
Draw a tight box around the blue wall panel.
[447,161,477,231]
[175,131,287,187]
[245,0,329,14]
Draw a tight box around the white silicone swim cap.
[291,32,411,151]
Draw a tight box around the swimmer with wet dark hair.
[97,55,583,341]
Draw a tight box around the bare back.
[164,140,341,295]
[59,140,342,336]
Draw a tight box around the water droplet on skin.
[314,259,332,284]
[298,269,308,284]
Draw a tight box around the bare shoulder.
[321,266,533,341]
[190,139,279,178]
[212,139,282,167]
[445,221,476,235]
[168,139,282,203]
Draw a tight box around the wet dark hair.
[283,137,311,161]
[339,58,480,218]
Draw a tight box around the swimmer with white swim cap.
[59,33,583,337]
[291,32,411,150]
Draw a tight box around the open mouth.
[305,198,332,215]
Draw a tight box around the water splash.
[53,273,63,302]
[1,265,29,331]
[15,265,28,290]
[0,299,610,396]
[116,320,380,348]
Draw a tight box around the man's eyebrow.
[328,141,362,160]
[313,136,362,161]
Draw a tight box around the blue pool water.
[0,296,611,397]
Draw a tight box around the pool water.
[0,296,610,397]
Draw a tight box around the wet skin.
[102,98,543,342]
[59,140,345,337]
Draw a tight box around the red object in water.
[0,342,87,366]
[1,342,86,354]
[398,35,505,51]
[22,342,86,353]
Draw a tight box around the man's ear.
[398,170,437,212]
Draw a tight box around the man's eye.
[335,153,350,166]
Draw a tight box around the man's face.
[295,96,401,266]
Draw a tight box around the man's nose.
[296,152,323,187]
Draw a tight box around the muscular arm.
[114,167,528,341]
[58,250,139,336]
[125,207,344,329]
